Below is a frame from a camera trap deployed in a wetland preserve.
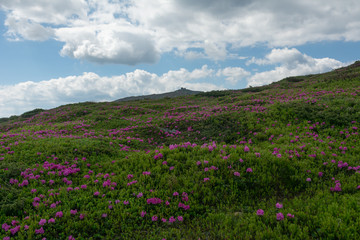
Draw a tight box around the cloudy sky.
[1,0,360,117]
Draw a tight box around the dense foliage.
[1,62,360,239]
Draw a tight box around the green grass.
[1,61,360,239]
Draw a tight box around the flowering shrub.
[1,64,360,239]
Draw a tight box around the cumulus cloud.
[246,48,345,87]
[0,66,222,118]
[56,26,160,65]
[216,67,250,84]
[1,0,360,63]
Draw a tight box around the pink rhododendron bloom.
[234,172,240,177]
[35,227,44,234]
[287,213,294,218]
[161,218,167,222]
[123,201,129,205]
[244,146,250,152]
[152,215,158,221]
[169,216,176,223]
[173,192,179,196]
[70,209,78,215]
[204,178,210,182]
[177,216,184,222]
[48,218,55,224]
[306,178,311,182]
[246,168,253,173]
[79,214,85,220]
[276,212,284,221]
[10,226,20,235]
[11,220,19,226]
[276,203,283,209]
[256,209,264,216]
[39,219,46,226]
[141,211,146,217]
[55,211,63,218]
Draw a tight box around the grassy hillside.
[1,62,360,239]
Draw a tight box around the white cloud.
[216,67,250,84]
[0,66,221,118]
[246,48,345,87]
[1,0,360,64]
[56,24,160,65]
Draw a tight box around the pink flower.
[204,178,210,182]
[141,211,146,217]
[31,189,37,193]
[123,200,129,205]
[246,168,253,173]
[39,219,47,226]
[50,203,56,208]
[234,172,240,177]
[102,213,107,218]
[318,172,323,177]
[306,178,311,182]
[287,213,294,218]
[275,203,283,209]
[161,218,167,222]
[48,218,55,224]
[152,215,158,221]
[81,184,87,189]
[256,209,264,216]
[68,235,76,240]
[10,226,20,235]
[276,212,284,221]
[169,216,176,223]
[169,166,175,171]
[79,214,84,220]
[94,191,100,196]
[35,227,44,234]
[244,146,250,152]
[55,211,63,218]
[11,220,19,226]
[173,192,179,196]
[177,216,184,222]
[70,209,78,215]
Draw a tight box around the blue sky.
[0,0,360,118]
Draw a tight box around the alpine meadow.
[1,62,360,239]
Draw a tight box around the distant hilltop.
[114,88,203,102]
